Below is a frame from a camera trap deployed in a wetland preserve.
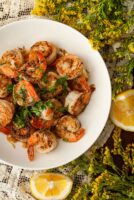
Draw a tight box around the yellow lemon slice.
[30,173,73,200]
[110,89,134,131]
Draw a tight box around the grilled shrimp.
[27,130,57,161]
[51,99,64,119]
[31,41,57,65]
[0,74,12,98]
[41,107,54,121]
[13,80,39,106]
[12,125,34,142]
[30,117,54,129]
[56,115,85,142]
[0,100,14,127]
[24,50,47,82]
[56,54,84,80]
[39,72,63,99]
[0,49,24,78]
[70,71,93,93]
[30,99,63,129]
[65,88,94,116]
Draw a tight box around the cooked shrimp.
[39,72,63,99]
[65,89,94,116]
[27,130,57,160]
[31,41,57,65]
[57,48,68,58]
[51,99,64,119]
[56,54,84,80]
[0,41,95,160]
[1,48,24,67]
[25,50,47,81]
[12,126,32,142]
[0,49,24,78]
[13,80,40,106]
[0,63,18,78]
[56,115,85,142]
[0,100,14,127]
[0,126,11,135]
[41,107,54,121]
[70,72,94,93]
[31,99,63,128]
[0,74,12,98]
[20,47,29,63]
[30,118,54,129]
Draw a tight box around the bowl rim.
[0,18,112,170]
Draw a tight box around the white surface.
[0,18,111,170]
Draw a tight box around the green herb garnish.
[42,73,48,83]
[18,85,27,102]
[56,76,68,91]
[31,100,54,117]
[40,88,48,94]
[35,84,48,96]
[14,115,25,129]
[31,101,45,117]
[48,86,56,93]
[7,84,14,94]
[45,100,55,108]
[63,139,69,142]
[13,107,31,129]
[47,76,68,93]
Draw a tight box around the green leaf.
[14,115,25,129]
[127,58,134,76]
[31,101,45,117]
[31,100,54,117]
[45,100,55,108]
[7,84,14,94]
[18,85,27,102]
[13,107,31,129]
[42,73,48,83]
[56,76,68,90]
[48,86,56,93]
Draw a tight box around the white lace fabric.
[0,1,114,199]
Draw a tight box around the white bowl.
[0,18,111,170]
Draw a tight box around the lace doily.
[0,1,115,199]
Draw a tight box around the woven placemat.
[0,1,115,199]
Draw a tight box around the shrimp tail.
[89,84,96,93]
[27,145,35,161]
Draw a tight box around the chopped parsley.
[13,107,31,129]
[34,76,68,96]
[56,76,68,91]
[48,86,56,93]
[14,115,25,129]
[45,100,55,108]
[40,88,48,94]
[31,101,45,117]
[18,85,27,102]
[63,139,69,142]
[7,84,14,94]
[42,73,48,83]
[34,84,48,96]
[46,76,68,93]
[31,100,55,117]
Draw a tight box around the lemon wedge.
[110,89,134,131]
[30,173,73,200]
